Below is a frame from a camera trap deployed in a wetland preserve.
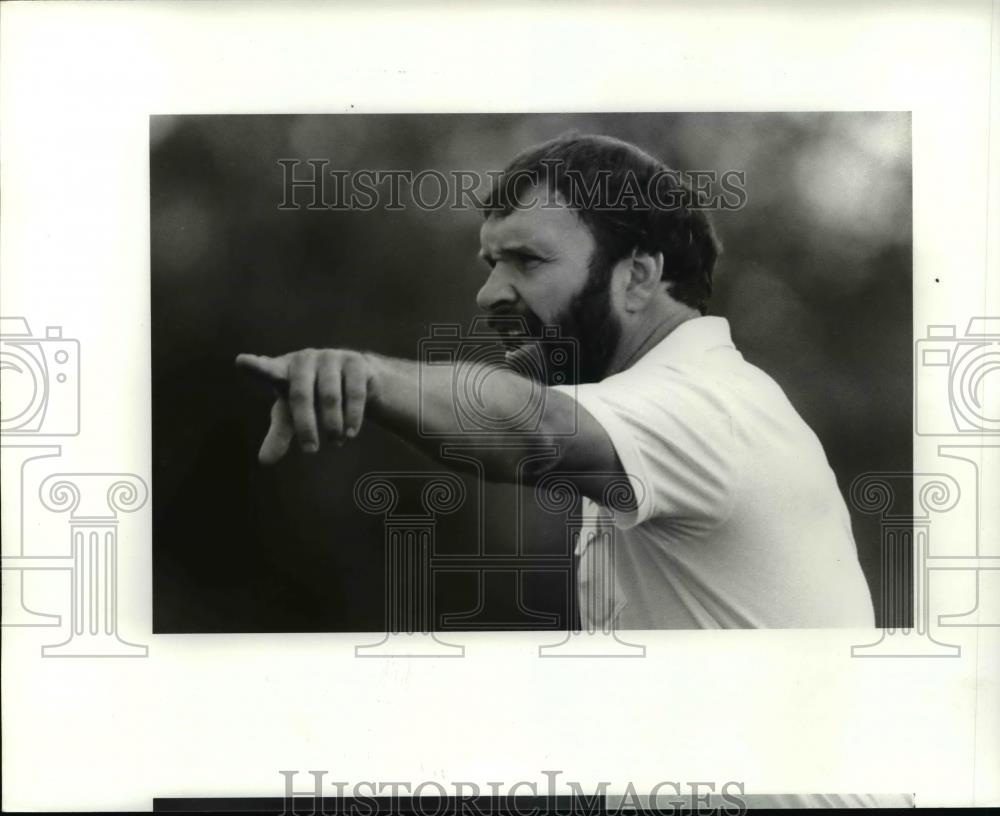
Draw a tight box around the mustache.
[483,309,547,336]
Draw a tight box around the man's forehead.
[479,195,585,251]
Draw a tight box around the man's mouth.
[497,328,531,350]
[485,314,547,371]
[500,335,543,372]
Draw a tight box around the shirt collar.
[631,316,736,369]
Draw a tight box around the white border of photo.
[1,0,997,810]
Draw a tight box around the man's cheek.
[519,308,546,336]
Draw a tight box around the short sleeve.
[553,365,741,530]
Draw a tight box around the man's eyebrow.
[478,242,550,263]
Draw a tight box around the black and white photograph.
[152,112,912,635]
[2,1,997,813]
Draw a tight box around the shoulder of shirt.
[597,315,741,386]
[592,316,755,532]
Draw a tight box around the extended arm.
[235,347,628,498]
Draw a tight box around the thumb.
[259,398,295,465]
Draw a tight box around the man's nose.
[475,266,518,311]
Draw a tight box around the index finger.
[235,353,290,387]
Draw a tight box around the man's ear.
[623,250,665,313]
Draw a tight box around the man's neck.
[604,302,699,378]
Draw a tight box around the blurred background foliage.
[152,113,911,632]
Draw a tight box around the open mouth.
[500,336,542,372]
[486,314,544,366]
[498,329,532,351]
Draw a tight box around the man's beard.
[552,254,622,384]
[494,255,622,385]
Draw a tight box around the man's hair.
[483,133,722,315]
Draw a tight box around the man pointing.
[237,134,875,630]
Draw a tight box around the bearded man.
[237,134,875,630]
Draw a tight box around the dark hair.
[483,133,722,315]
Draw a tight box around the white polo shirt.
[555,316,875,630]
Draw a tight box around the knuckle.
[344,382,367,400]
[290,348,317,368]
